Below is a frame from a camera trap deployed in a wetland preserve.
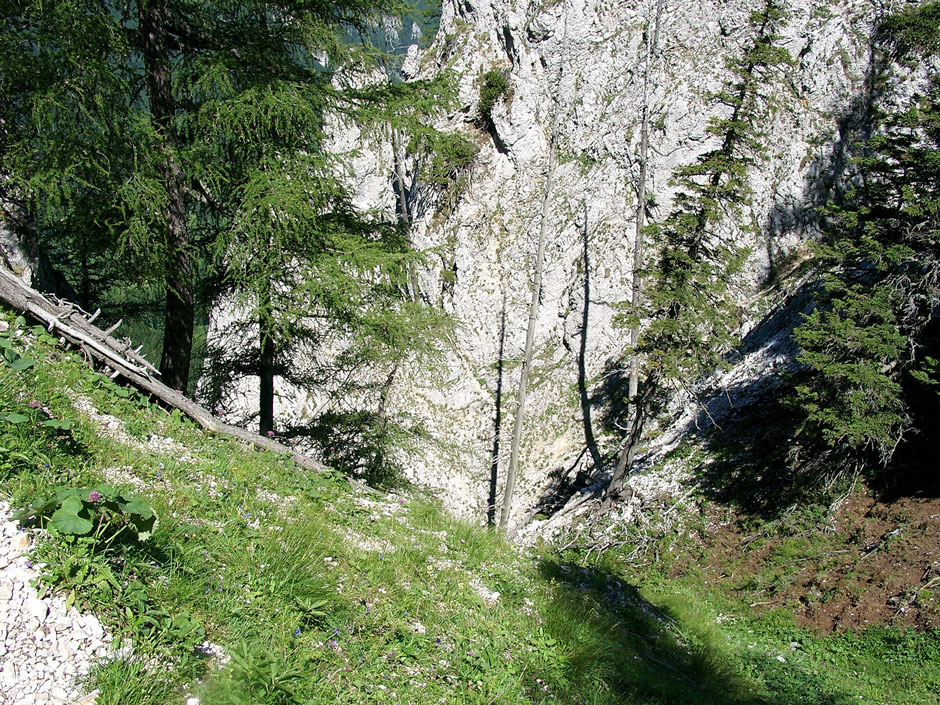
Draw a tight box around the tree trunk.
[139,0,194,394]
[499,12,569,531]
[608,0,664,498]
[498,151,555,531]
[259,314,275,436]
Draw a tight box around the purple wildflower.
[156,470,163,480]
[88,490,102,503]
[436,637,441,644]
[27,400,41,408]
[266,430,275,438]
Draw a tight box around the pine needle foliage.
[792,1,940,484]
[609,1,794,495]
[2,0,462,448]
[639,1,793,392]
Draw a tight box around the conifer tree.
[792,1,940,486]
[2,1,460,447]
[608,0,793,498]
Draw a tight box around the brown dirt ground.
[692,488,940,633]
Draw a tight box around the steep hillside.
[2,307,940,703]
[199,0,918,526]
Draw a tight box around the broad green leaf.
[93,484,118,499]
[3,413,29,424]
[9,358,35,370]
[120,496,153,518]
[50,498,94,536]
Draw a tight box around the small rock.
[776,655,786,663]
[789,641,800,650]
[71,690,100,705]
[26,598,49,622]
[11,533,30,552]
[84,618,104,640]
[0,581,13,600]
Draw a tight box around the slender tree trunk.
[139,0,194,393]
[498,150,555,531]
[608,0,664,497]
[259,311,275,435]
[499,13,569,530]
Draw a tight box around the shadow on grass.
[537,559,859,705]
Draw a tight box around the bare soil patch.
[695,487,940,633]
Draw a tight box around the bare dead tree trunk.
[139,0,195,394]
[608,0,665,498]
[499,12,569,532]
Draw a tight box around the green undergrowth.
[1,309,938,704]
[563,501,940,705]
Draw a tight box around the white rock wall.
[209,0,909,525]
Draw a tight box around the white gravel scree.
[0,500,109,705]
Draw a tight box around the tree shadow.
[692,279,819,517]
[578,205,604,475]
[536,559,859,704]
[487,287,507,525]
[526,212,609,519]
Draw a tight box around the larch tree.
[2,1,461,453]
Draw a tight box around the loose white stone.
[0,501,113,704]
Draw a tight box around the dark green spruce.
[792,1,940,487]
[608,0,794,498]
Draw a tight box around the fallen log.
[0,265,329,476]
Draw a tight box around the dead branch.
[0,265,328,476]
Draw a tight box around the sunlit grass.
[2,310,939,705]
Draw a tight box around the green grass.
[2,309,939,704]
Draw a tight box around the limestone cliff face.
[211,0,911,525]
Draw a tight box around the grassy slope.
[1,309,938,705]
